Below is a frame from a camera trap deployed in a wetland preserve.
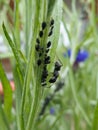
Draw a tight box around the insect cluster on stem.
[35,19,62,87]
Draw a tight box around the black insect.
[42,22,47,30]
[54,61,62,71]
[41,78,46,83]
[45,56,50,61]
[42,71,48,79]
[46,49,49,53]
[39,30,43,37]
[47,41,51,48]
[40,47,44,52]
[49,76,57,83]
[43,65,47,70]
[41,69,48,83]
[44,56,51,64]
[54,81,64,93]
[41,72,48,78]
[35,44,40,51]
[39,95,52,116]
[36,38,40,44]
[53,70,59,78]
[50,19,54,26]
[44,59,50,64]
[51,26,54,31]
[48,30,53,37]
[39,52,42,57]
[37,59,41,66]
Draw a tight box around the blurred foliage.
[0,0,98,130]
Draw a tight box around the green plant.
[1,0,98,130]
[0,0,62,130]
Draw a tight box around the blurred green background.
[0,0,98,130]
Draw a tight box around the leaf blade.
[0,62,12,121]
[2,23,24,82]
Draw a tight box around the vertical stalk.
[26,79,43,130]
[25,0,32,57]
[69,67,91,126]
[20,1,40,129]
[14,0,20,49]
[96,72,98,100]
[26,0,48,129]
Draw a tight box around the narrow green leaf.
[14,0,20,49]
[13,66,22,130]
[25,0,33,57]
[0,62,12,121]
[92,103,98,130]
[47,0,56,17]
[2,23,24,81]
[48,0,63,69]
[18,50,27,64]
[69,68,91,126]
[0,101,10,130]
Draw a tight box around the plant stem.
[26,80,43,130]
[14,0,20,49]
[20,1,40,129]
[25,0,32,57]
[69,67,91,126]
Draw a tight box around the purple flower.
[76,50,89,62]
[64,49,89,63]
[50,107,55,115]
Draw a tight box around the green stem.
[0,101,10,130]
[69,67,91,126]
[26,0,48,128]
[25,0,32,57]
[26,81,43,130]
[20,1,40,129]
[14,0,20,49]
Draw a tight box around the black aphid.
[51,26,54,31]
[50,19,54,26]
[42,73,48,79]
[42,69,48,78]
[42,22,47,30]
[54,81,64,93]
[44,56,51,64]
[41,78,46,83]
[41,68,48,83]
[44,60,51,64]
[53,70,59,78]
[39,30,43,37]
[44,96,52,105]
[49,77,57,83]
[35,44,40,51]
[54,61,62,71]
[36,38,40,44]
[48,30,53,37]
[43,65,47,70]
[41,69,48,83]
[47,41,51,48]
[41,47,44,52]
[37,59,41,66]
[45,56,50,61]
[39,95,52,116]
[46,49,49,53]
[39,52,42,57]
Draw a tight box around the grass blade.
[0,101,10,130]
[0,62,12,122]
[2,23,24,82]
[92,103,98,130]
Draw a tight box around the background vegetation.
[0,0,98,130]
